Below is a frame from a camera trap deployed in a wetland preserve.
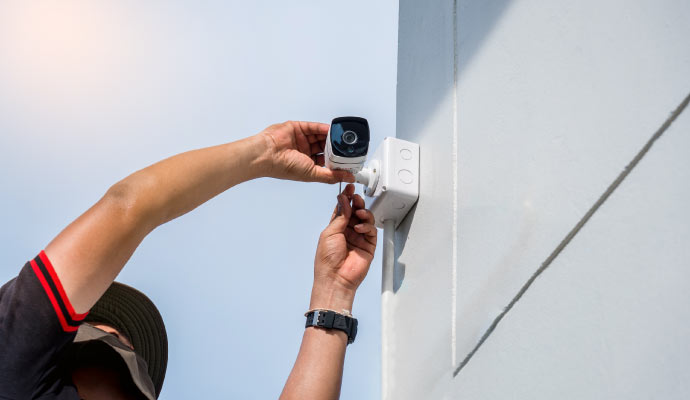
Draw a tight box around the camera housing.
[325,116,370,173]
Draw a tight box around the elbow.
[104,181,137,208]
[102,178,159,232]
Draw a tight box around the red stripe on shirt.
[38,250,88,321]
[30,259,79,333]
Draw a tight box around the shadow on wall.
[396,0,514,145]
[456,0,514,79]
[392,0,514,291]
[392,202,417,293]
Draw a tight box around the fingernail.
[354,224,363,229]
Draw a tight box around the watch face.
[330,117,369,158]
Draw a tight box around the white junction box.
[364,137,420,228]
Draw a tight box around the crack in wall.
[453,91,690,377]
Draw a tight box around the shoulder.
[0,253,87,399]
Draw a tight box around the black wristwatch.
[305,310,358,344]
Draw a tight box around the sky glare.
[0,1,398,398]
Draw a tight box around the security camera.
[325,116,370,174]
[324,118,421,227]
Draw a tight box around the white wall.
[388,0,690,398]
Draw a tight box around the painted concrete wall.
[389,0,690,399]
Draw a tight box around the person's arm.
[281,183,377,400]
[44,121,354,314]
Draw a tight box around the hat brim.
[84,282,168,398]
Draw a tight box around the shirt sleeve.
[0,251,88,399]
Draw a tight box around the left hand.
[310,184,377,311]
[258,121,355,184]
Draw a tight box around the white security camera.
[325,116,370,174]
[324,117,420,228]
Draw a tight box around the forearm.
[282,184,376,399]
[45,134,272,313]
[280,285,355,400]
[281,327,348,400]
[113,134,271,229]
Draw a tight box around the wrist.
[309,282,356,313]
[242,133,274,179]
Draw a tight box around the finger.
[337,170,356,183]
[348,219,374,242]
[353,222,377,237]
[295,131,311,155]
[314,154,325,166]
[344,227,376,254]
[354,223,377,245]
[325,193,353,235]
[348,215,360,228]
[307,134,327,144]
[293,121,330,137]
[341,186,356,214]
[355,208,375,225]
[343,183,355,198]
[310,141,324,155]
[351,193,365,211]
[308,167,355,184]
[343,187,359,223]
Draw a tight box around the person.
[0,121,378,399]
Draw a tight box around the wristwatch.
[305,310,358,344]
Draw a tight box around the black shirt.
[0,252,87,399]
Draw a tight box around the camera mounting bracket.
[359,137,420,228]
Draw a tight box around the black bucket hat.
[80,282,168,398]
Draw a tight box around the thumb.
[323,193,353,237]
[309,166,356,184]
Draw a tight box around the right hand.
[310,184,377,311]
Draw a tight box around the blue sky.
[0,1,398,398]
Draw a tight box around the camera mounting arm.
[354,160,380,197]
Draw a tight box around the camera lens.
[329,118,369,158]
[342,130,358,145]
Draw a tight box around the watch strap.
[305,310,358,344]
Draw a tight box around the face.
[71,324,145,400]
[72,364,144,400]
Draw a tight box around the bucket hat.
[76,282,168,399]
